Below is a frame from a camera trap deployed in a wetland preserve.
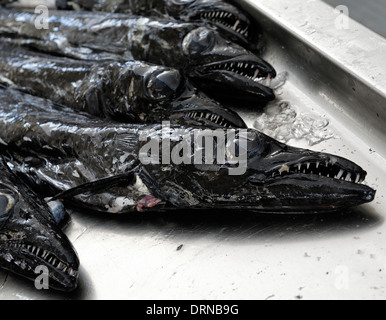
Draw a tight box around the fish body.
[0,0,259,51]
[0,154,79,291]
[0,87,376,214]
[0,9,276,107]
[0,43,247,128]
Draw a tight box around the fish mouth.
[180,110,243,128]
[196,10,250,39]
[2,241,79,291]
[268,158,367,183]
[193,57,276,106]
[202,59,275,87]
[248,155,376,213]
[171,105,247,129]
[184,0,253,44]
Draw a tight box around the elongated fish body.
[0,87,148,212]
[0,9,277,107]
[0,154,80,291]
[0,44,247,128]
[0,87,376,214]
[0,0,259,51]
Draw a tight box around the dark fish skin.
[0,43,247,128]
[0,87,376,214]
[0,9,276,108]
[0,154,80,291]
[0,0,260,51]
[61,0,261,52]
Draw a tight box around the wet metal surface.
[0,0,386,299]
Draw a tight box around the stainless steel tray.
[1,0,385,300]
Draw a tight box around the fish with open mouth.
[0,43,246,128]
[0,0,261,51]
[0,154,80,291]
[0,87,376,214]
[62,0,261,52]
[0,9,277,107]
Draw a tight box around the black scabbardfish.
[0,154,79,291]
[0,9,276,108]
[61,0,261,52]
[0,0,260,51]
[0,43,246,128]
[0,87,376,214]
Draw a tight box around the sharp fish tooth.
[253,69,260,79]
[233,20,241,30]
[336,169,344,180]
[355,174,360,184]
[345,172,352,181]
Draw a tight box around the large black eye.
[0,195,8,214]
[182,27,215,56]
[0,190,16,218]
[145,69,183,101]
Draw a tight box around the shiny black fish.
[0,154,79,291]
[0,87,376,214]
[0,0,260,51]
[0,9,276,108]
[0,43,246,128]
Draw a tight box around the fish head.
[0,181,79,291]
[242,130,376,212]
[165,0,256,47]
[140,128,376,213]
[119,62,247,128]
[182,27,276,107]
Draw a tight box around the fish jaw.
[0,166,79,291]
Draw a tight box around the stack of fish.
[0,0,376,292]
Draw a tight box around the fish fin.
[50,167,138,201]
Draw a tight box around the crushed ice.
[253,101,336,146]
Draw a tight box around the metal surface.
[1,0,386,299]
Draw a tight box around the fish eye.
[0,191,16,218]
[182,27,215,56]
[145,69,183,101]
